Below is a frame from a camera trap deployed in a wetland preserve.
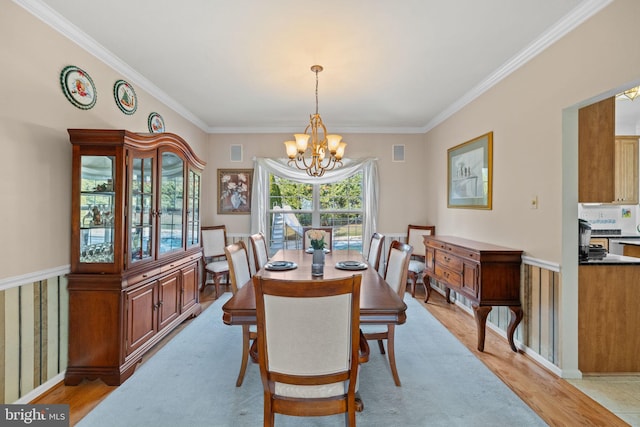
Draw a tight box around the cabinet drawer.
[435,251,463,272]
[435,264,462,288]
[128,268,161,286]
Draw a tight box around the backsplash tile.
[579,204,639,234]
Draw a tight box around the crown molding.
[15,0,612,135]
[13,0,210,132]
[422,0,613,133]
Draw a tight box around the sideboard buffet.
[422,235,523,352]
[65,129,205,386]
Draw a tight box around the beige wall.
[0,2,207,280]
[2,0,639,301]
[424,0,640,263]
[203,133,429,234]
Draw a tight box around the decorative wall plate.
[113,80,137,114]
[60,65,97,110]
[148,112,165,133]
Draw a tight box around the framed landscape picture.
[218,169,253,214]
[447,132,493,209]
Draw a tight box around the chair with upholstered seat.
[302,226,333,251]
[253,274,369,426]
[366,232,385,274]
[249,232,270,273]
[224,240,256,387]
[362,240,413,386]
[201,225,230,297]
[406,225,436,300]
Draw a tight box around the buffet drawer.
[435,251,463,272]
[435,264,462,288]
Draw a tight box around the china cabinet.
[65,129,205,386]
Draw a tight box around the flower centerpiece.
[308,229,326,250]
[308,229,326,276]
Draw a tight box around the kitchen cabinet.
[579,97,615,203]
[578,97,639,203]
[614,135,639,203]
[579,265,640,373]
[65,129,206,386]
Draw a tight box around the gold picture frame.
[447,132,493,209]
[217,169,253,214]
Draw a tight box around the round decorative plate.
[113,79,137,115]
[148,112,165,133]
[335,261,367,271]
[265,261,298,271]
[60,65,97,110]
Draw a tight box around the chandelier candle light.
[284,65,346,177]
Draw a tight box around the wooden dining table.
[222,249,407,326]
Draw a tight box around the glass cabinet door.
[129,154,154,264]
[159,152,184,254]
[80,155,115,264]
[186,169,201,247]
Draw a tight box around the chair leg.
[201,270,209,292]
[377,339,385,354]
[212,274,221,299]
[409,273,416,298]
[423,274,431,303]
[387,324,401,386]
[236,325,250,387]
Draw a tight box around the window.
[267,172,363,252]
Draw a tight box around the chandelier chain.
[315,68,319,115]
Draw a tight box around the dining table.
[221,249,407,326]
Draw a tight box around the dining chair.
[366,232,385,274]
[224,240,256,387]
[249,232,270,273]
[302,226,333,251]
[362,240,413,386]
[252,274,369,426]
[406,225,436,300]
[201,225,230,297]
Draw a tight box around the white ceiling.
[20,0,612,134]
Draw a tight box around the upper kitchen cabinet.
[579,97,639,204]
[614,135,639,204]
[579,97,615,202]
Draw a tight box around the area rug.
[77,294,546,426]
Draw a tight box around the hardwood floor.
[33,284,628,426]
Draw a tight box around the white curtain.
[250,157,379,254]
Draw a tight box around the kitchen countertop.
[591,233,640,238]
[608,238,640,246]
[579,253,640,265]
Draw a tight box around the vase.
[311,249,325,276]
[230,192,242,209]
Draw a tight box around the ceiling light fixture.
[284,65,346,177]
[616,86,640,101]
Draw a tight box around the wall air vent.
[230,145,243,162]
[392,144,405,162]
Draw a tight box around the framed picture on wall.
[447,132,493,209]
[217,169,253,214]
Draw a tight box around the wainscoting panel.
[0,276,68,403]
[427,258,560,369]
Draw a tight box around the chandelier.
[284,65,346,177]
[616,86,640,101]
